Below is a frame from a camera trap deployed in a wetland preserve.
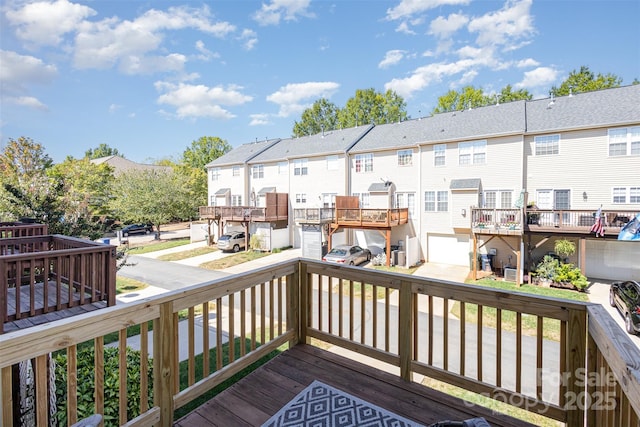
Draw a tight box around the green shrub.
[534,255,560,282]
[555,263,589,291]
[54,346,153,426]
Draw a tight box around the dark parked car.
[121,223,153,237]
[322,244,371,266]
[609,280,640,335]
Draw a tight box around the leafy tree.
[48,157,115,227]
[0,137,55,222]
[432,86,490,113]
[85,143,122,159]
[551,66,622,96]
[496,85,532,103]
[109,169,196,237]
[338,88,408,128]
[182,136,232,170]
[293,98,340,137]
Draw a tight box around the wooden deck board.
[175,344,539,427]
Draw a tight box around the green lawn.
[451,278,589,341]
[157,245,218,261]
[199,250,270,270]
[126,238,191,254]
[116,276,148,294]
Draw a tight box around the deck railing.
[0,235,116,332]
[335,208,409,227]
[471,208,638,235]
[0,259,637,426]
[0,222,48,239]
[293,208,335,223]
[199,205,288,222]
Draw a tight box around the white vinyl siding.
[278,162,288,175]
[326,155,338,170]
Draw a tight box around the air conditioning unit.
[504,268,517,282]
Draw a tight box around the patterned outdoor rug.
[261,380,424,427]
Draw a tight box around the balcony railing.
[334,208,409,227]
[199,205,288,222]
[471,208,638,236]
[0,259,637,426]
[293,207,335,223]
[0,222,48,238]
[0,235,116,333]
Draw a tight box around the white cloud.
[517,58,539,68]
[395,21,416,35]
[0,50,56,110]
[250,113,271,126]
[108,104,121,114]
[429,13,469,38]
[515,66,558,89]
[72,6,235,74]
[252,0,314,26]
[379,50,406,69]
[13,96,49,111]
[468,0,534,49]
[155,81,253,120]
[239,29,258,51]
[5,0,96,46]
[267,81,339,117]
[384,59,476,98]
[194,40,220,61]
[386,0,470,21]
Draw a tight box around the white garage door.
[585,239,640,281]
[427,233,470,266]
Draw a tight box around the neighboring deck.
[175,344,535,427]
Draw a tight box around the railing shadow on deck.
[0,259,638,426]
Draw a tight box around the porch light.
[461,208,466,216]
[583,191,588,201]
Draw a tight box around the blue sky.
[1,0,639,164]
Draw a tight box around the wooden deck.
[175,344,536,427]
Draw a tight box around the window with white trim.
[609,127,640,156]
[613,187,640,204]
[326,155,338,171]
[396,192,416,217]
[424,191,448,212]
[295,193,307,204]
[231,195,242,206]
[458,140,486,165]
[354,153,373,173]
[352,192,370,207]
[294,158,308,176]
[210,195,215,206]
[210,168,220,181]
[232,166,240,177]
[483,190,513,208]
[278,162,288,175]
[434,144,446,166]
[534,135,560,155]
[252,164,264,179]
[322,193,336,208]
[397,149,413,166]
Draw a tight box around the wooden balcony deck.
[334,207,409,228]
[1,259,638,427]
[471,208,637,237]
[0,234,116,333]
[176,344,535,427]
[200,193,289,222]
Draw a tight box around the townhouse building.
[204,84,640,280]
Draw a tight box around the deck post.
[398,280,413,382]
[299,262,308,345]
[565,307,587,427]
[154,301,176,427]
[288,264,301,348]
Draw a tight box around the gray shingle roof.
[248,125,374,163]
[368,182,394,192]
[205,138,281,167]
[214,188,230,195]
[525,84,640,133]
[450,178,481,190]
[350,101,526,152]
[257,187,276,194]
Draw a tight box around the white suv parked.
[217,231,246,252]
